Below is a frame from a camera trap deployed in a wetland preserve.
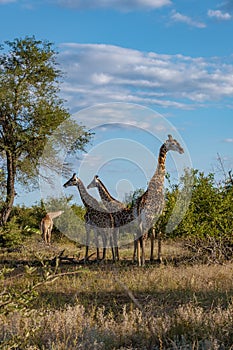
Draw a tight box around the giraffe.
[40,210,64,245]
[87,175,126,261]
[133,134,184,266]
[63,174,116,262]
[41,214,53,245]
[86,176,149,260]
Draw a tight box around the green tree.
[0,36,90,225]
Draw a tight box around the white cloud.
[53,0,171,11]
[92,73,113,85]
[170,10,206,28]
[208,9,232,20]
[224,138,233,143]
[58,43,233,111]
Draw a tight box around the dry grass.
[1,238,233,349]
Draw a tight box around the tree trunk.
[0,152,16,226]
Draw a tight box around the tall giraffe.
[134,134,184,266]
[63,174,116,261]
[40,210,64,245]
[87,175,125,261]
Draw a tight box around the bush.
[0,218,22,248]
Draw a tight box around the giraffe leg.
[42,224,46,244]
[133,238,137,262]
[96,247,100,261]
[113,228,119,261]
[141,236,146,266]
[115,246,119,261]
[150,228,155,261]
[48,229,51,245]
[42,227,45,243]
[137,238,141,267]
[102,247,106,260]
[45,229,48,244]
[50,222,53,245]
[133,227,141,262]
[110,236,115,262]
[115,247,119,261]
[94,229,101,261]
[101,229,107,260]
[84,225,90,261]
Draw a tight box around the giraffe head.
[164,135,184,154]
[87,175,99,189]
[63,173,80,188]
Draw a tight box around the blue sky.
[1,0,233,205]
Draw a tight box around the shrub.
[0,218,22,248]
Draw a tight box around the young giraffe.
[63,174,116,261]
[41,214,53,245]
[87,175,126,261]
[40,210,64,245]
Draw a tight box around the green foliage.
[10,204,44,231]
[0,37,68,178]
[0,217,22,247]
[176,170,233,239]
[0,203,46,247]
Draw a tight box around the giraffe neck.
[129,143,167,216]
[97,179,116,203]
[97,179,124,211]
[47,211,63,219]
[76,179,99,210]
[147,143,167,193]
